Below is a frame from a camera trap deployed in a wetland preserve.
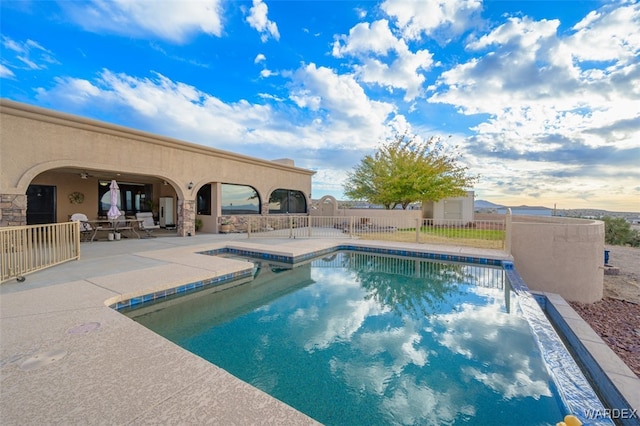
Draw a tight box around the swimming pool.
[123,249,612,425]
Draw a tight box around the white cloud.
[288,63,398,144]
[426,4,640,210]
[61,0,224,43]
[569,2,640,65]
[246,0,280,42]
[35,67,400,156]
[311,169,350,196]
[332,20,433,101]
[0,64,15,78]
[2,37,58,71]
[332,20,399,57]
[381,0,483,42]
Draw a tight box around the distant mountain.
[475,200,555,210]
[509,204,551,209]
[474,200,504,209]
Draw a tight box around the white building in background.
[422,191,475,223]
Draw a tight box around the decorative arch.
[318,195,338,216]
[15,160,188,200]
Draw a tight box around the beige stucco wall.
[335,208,422,229]
[1,99,314,234]
[423,191,475,223]
[31,171,102,222]
[509,215,605,303]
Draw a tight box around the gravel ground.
[569,245,640,378]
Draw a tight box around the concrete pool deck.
[1,234,638,425]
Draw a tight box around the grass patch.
[356,228,505,249]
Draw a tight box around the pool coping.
[2,237,638,425]
[533,291,640,425]
[110,243,504,311]
[114,241,637,424]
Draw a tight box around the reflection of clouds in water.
[302,295,382,351]
[434,288,552,400]
[309,268,358,293]
[381,376,475,426]
[257,313,280,323]
[357,323,428,367]
[290,305,318,321]
[330,321,428,395]
[274,264,550,422]
[462,367,552,400]
[298,269,389,351]
[330,358,391,395]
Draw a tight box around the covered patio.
[0,99,314,236]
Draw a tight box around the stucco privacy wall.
[0,99,314,233]
[509,215,605,304]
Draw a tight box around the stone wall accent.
[0,194,27,227]
[178,199,196,237]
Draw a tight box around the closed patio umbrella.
[107,180,121,220]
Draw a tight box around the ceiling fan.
[79,171,98,179]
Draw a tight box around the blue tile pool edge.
[111,244,616,425]
[108,268,255,311]
[198,244,506,267]
[504,265,614,425]
[110,245,504,311]
[534,293,640,426]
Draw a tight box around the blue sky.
[1,0,639,211]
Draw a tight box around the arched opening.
[221,183,261,215]
[25,168,178,233]
[268,189,307,214]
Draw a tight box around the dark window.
[269,189,307,214]
[26,184,56,224]
[221,184,260,214]
[197,184,211,215]
[98,181,152,216]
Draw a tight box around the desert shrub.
[602,216,639,247]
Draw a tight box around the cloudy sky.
[1,0,639,211]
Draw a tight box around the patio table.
[88,218,143,241]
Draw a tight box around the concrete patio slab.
[2,234,636,425]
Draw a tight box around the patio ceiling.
[46,167,167,186]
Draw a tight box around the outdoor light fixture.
[80,172,88,180]
[187,182,194,190]
[163,180,169,186]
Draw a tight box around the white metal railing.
[226,215,506,249]
[1,222,81,283]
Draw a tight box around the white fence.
[224,215,506,249]
[1,221,80,283]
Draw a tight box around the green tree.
[343,132,478,209]
[603,216,639,246]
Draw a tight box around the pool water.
[128,251,571,425]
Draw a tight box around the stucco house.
[0,99,315,236]
[422,191,475,223]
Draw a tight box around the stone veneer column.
[0,194,27,227]
[177,199,196,237]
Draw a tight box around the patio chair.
[136,212,160,237]
[70,213,100,242]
